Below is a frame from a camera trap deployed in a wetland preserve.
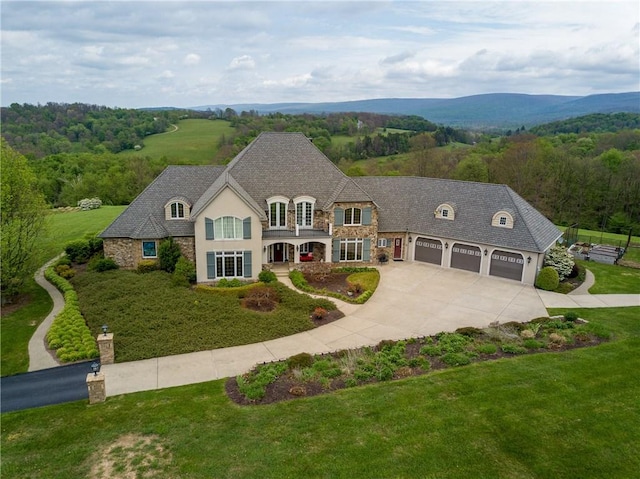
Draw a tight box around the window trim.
[142,240,157,258]
[267,196,289,229]
[344,207,362,226]
[215,250,244,278]
[340,238,364,261]
[213,216,244,240]
[377,238,388,247]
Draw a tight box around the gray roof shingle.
[100,165,225,238]
[354,176,561,253]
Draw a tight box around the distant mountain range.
[192,92,640,129]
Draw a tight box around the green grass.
[577,259,640,294]
[119,119,234,163]
[557,225,640,249]
[2,307,638,478]
[71,270,336,362]
[0,278,53,376]
[41,206,126,264]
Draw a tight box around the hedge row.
[45,265,99,362]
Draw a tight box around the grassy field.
[2,307,638,478]
[119,119,234,164]
[0,278,53,376]
[41,206,126,264]
[577,260,640,294]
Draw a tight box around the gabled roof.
[354,176,561,253]
[99,166,225,238]
[224,132,372,209]
[191,171,267,220]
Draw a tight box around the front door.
[274,243,284,262]
[394,238,403,260]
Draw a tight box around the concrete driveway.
[103,262,550,397]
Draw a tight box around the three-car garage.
[413,238,526,282]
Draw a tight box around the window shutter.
[243,217,251,239]
[206,252,216,279]
[334,208,344,226]
[363,238,371,261]
[243,251,252,278]
[362,207,372,225]
[205,217,215,240]
[332,239,341,262]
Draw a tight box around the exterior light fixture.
[408,235,412,243]
[484,249,488,256]
[445,242,449,249]
[90,362,100,376]
[102,324,108,336]
[527,256,532,264]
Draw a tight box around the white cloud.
[228,55,256,71]
[0,1,637,107]
[183,53,200,66]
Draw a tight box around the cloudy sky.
[1,1,638,108]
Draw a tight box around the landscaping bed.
[227,313,609,405]
[290,265,380,303]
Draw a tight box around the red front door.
[394,238,403,259]
[274,243,284,262]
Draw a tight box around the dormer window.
[171,202,185,219]
[492,210,515,229]
[435,203,455,220]
[165,198,190,220]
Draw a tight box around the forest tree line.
[1,103,639,234]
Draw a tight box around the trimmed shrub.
[258,270,277,283]
[564,311,579,322]
[137,259,158,274]
[475,343,498,355]
[89,258,118,273]
[501,343,527,354]
[523,339,545,349]
[455,326,483,338]
[88,237,103,255]
[535,266,559,291]
[77,197,102,210]
[172,256,196,286]
[55,264,75,279]
[158,237,182,273]
[288,352,314,370]
[312,307,328,320]
[65,239,91,263]
[441,352,471,366]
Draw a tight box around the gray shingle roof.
[223,132,371,210]
[99,165,225,238]
[354,176,561,253]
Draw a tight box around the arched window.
[435,203,455,220]
[344,207,362,226]
[171,202,185,219]
[165,198,190,220]
[492,210,515,228]
[294,196,316,229]
[268,196,289,229]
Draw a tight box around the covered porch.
[262,229,332,265]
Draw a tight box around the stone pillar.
[97,333,114,365]
[86,372,106,404]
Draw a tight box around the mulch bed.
[226,327,606,406]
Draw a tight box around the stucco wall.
[193,186,263,282]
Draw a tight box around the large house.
[100,132,561,285]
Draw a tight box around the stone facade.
[332,202,378,263]
[103,236,195,270]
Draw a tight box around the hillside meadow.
[118,118,234,164]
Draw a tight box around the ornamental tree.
[543,244,575,281]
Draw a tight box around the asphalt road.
[1,361,92,413]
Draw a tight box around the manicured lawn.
[119,119,234,163]
[41,206,126,264]
[2,307,638,478]
[0,278,52,376]
[577,259,640,294]
[72,270,336,362]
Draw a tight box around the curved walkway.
[29,261,639,398]
[28,257,63,371]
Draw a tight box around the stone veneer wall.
[376,232,404,261]
[103,237,195,269]
[332,202,378,263]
